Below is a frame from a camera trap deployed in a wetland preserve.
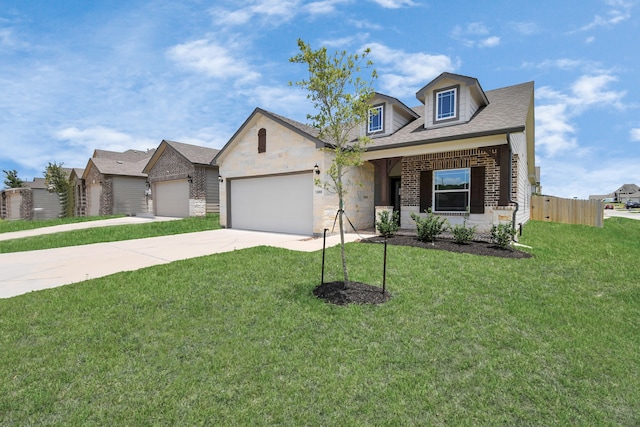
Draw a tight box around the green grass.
[0,215,124,234]
[0,214,220,254]
[1,218,638,425]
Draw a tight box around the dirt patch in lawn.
[313,234,532,306]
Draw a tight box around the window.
[435,87,457,121]
[368,105,384,134]
[420,167,485,214]
[258,128,266,153]
[434,168,470,212]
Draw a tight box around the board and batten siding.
[205,168,220,213]
[112,177,146,215]
[508,131,531,227]
[32,190,62,219]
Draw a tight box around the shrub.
[411,209,448,242]
[376,210,400,237]
[451,220,477,244]
[491,223,516,248]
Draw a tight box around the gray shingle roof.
[163,140,220,165]
[93,148,156,161]
[365,81,534,151]
[88,157,149,177]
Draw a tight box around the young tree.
[3,169,24,189]
[290,39,377,284]
[44,162,72,217]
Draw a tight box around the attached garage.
[7,192,22,219]
[112,177,147,215]
[155,179,189,217]
[87,184,101,216]
[230,173,313,235]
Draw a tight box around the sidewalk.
[0,227,373,299]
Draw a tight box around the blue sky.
[1,0,638,199]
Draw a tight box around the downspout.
[506,133,519,239]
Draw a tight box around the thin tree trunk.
[337,168,349,285]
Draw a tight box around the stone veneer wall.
[20,188,33,220]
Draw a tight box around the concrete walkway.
[0,225,373,299]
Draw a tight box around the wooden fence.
[530,195,604,228]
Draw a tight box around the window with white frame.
[433,168,469,212]
[435,87,457,121]
[368,105,384,133]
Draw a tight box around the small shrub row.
[377,209,515,246]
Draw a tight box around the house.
[614,184,640,203]
[68,168,85,217]
[142,140,220,217]
[79,149,155,216]
[0,178,63,220]
[213,72,536,236]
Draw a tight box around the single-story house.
[80,149,155,216]
[142,140,220,217]
[213,72,536,236]
[69,168,85,217]
[0,178,63,220]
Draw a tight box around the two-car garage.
[229,172,313,235]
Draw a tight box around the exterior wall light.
[187,175,193,183]
[314,164,320,175]
[218,176,224,183]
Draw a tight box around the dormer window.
[368,104,384,134]
[434,86,459,122]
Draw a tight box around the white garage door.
[87,184,101,216]
[230,173,313,235]
[155,180,189,217]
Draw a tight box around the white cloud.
[369,0,417,8]
[478,36,500,48]
[535,72,626,158]
[366,43,456,98]
[508,21,539,35]
[166,39,260,83]
[451,22,499,48]
[573,0,633,32]
[631,128,640,141]
[210,0,316,26]
[55,126,156,152]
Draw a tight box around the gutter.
[506,133,520,239]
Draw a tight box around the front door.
[390,177,401,223]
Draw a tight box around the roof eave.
[364,126,525,152]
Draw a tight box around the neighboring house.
[69,168,85,217]
[80,149,155,216]
[625,191,640,203]
[0,178,63,220]
[142,140,220,217]
[213,72,536,236]
[614,184,640,203]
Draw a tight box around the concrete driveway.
[604,209,640,221]
[0,225,371,299]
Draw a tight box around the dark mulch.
[313,281,391,306]
[361,234,533,259]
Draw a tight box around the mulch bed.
[313,234,532,306]
[361,234,533,259]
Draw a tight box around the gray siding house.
[143,140,220,217]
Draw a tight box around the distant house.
[0,178,63,220]
[69,168,85,217]
[214,72,536,236]
[142,140,220,217]
[79,149,155,216]
[614,184,640,203]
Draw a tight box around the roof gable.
[213,108,324,165]
[143,140,219,173]
[415,72,488,105]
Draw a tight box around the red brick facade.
[401,145,517,208]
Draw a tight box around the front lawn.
[0,218,638,425]
[0,214,220,253]
[0,215,124,234]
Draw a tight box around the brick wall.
[401,145,516,208]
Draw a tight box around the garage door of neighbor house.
[230,173,313,235]
[7,192,22,219]
[32,190,62,219]
[155,179,189,217]
[112,177,146,215]
[87,184,101,216]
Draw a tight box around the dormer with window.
[416,72,489,129]
[366,93,419,137]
